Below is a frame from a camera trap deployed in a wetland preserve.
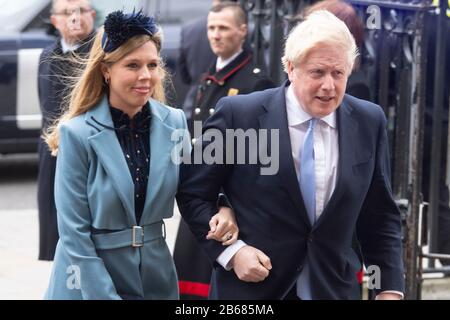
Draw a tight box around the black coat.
[37,36,93,261]
[189,49,275,137]
[178,17,216,119]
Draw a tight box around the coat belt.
[91,221,165,250]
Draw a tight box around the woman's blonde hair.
[45,26,167,155]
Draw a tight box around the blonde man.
[177,10,404,300]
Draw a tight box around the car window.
[0,0,211,33]
[0,0,49,33]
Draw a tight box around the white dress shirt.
[285,85,339,217]
[60,38,81,54]
[215,49,243,71]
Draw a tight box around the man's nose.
[212,28,221,39]
[321,73,335,91]
[69,10,81,29]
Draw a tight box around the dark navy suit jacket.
[176,82,405,299]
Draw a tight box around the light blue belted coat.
[45,95,189,300]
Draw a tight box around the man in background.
[37,0,96,261]
[177,0,225,119]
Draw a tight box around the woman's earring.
[104,77,109,85]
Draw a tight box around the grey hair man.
[50,0,96,47]
[37,0,96,261]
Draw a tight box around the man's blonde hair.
[281,10,358,74]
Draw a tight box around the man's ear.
[50,15,59,30]
[287,61,295,82]
[239,24,248,40]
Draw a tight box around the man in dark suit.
[176,10,404,299]
[37,0,95,261]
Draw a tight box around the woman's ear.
[100,63,109,81]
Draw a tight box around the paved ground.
[0,153,181,300]
[0,208,181,300]
[1,154,449,300]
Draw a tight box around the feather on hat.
[102,9,158,53]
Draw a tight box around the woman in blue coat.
[43,11,238,300]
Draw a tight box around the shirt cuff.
[216,240,247,271]
[376,291,404,299]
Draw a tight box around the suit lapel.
[258,83,312,228]
[86,96,136,225]
[140,100,173,223]
[315,98,358,227]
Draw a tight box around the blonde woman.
[44,10,237,300]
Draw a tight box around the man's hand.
[230,246,272,282]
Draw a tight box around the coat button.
[297,265,303,272]
[209,108,215,115]
[194,108,201,115]
[307,234,313,243]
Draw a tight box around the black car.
[0,0,209,154]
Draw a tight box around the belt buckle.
[132,226,144,247]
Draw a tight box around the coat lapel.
[315,98,359,227]
[85,96,136,225]
[140,100,174,223]
[258,83,312,228]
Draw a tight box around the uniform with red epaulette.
[188,48,275,139]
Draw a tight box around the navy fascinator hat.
[102,10,159,53]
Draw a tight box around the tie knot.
[309,118,317,130]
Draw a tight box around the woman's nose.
[139,67,151,80]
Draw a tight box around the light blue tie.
[299,118,317,225]
[297,118,317,299]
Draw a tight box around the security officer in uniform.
[187,1,274,139]
[174,1,274,299]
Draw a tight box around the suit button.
[297,265,303,272]
[307,234,313,243]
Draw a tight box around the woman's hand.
[206,206,239,246]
